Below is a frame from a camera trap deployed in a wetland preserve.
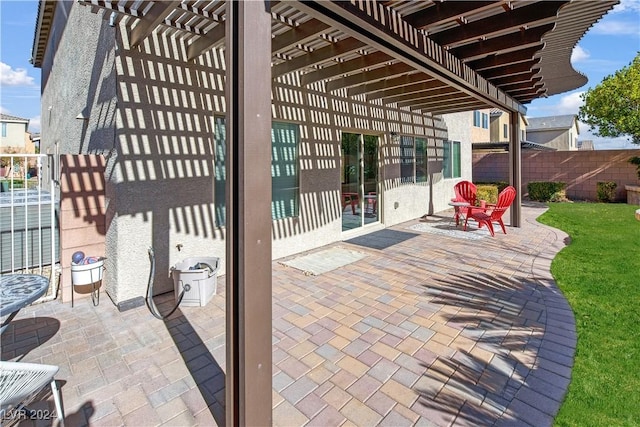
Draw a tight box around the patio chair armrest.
[467,205,487,215]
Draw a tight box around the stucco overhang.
[31,0,618,115]
[30,0,56,67]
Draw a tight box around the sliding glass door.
[341,132,379,231]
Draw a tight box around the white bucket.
[71,260,104,286]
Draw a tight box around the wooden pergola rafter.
[70,0,617,114]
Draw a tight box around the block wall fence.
[472,149,640,201]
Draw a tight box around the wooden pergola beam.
[328,62,415,92]
[301,51,393,86]
[408,97,481,111]
[468,45,542,72]
[430,2,566,47]
[366,78,446,100]
[451,24,555,61]
[187,23,226,61]
[480,59,540,80]
[129,1,181,48]
[391,87,462,107]
[346,72,432,96]
[404,1,495,29]
[413,101,488,115]
[272,37,366,78]
[272,18,330,54]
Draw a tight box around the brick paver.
[1,202,574,426]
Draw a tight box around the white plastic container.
[172,257,219,307]
[71,259,104,285]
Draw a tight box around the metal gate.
[0,153,59,275]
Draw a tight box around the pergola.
[32,1,618,424]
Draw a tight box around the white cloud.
[558,92,584,113]
[571,46,590,63]
[612,0,640,14]
[0,62,35,87]
[29,116,41,133]
[592,19,640,36]
[593,0,640,35]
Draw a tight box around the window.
[400,136,415,183]
[503,124,508,139]
[1,123,6,137]
[473,111,481,127]
[415,138,428,183]
[271,122,300,220]
[474,111,489,129]
[399,135,429,183]
[213,119,300,225]
[443,140,461,179]
[213,117,226,226]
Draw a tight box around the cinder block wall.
[60,155,106,304]
[473,149,640,201]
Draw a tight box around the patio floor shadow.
[1,203,575,426]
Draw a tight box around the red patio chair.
[342,192,359,215]
[452,180,477,225]
[464,185,516,236]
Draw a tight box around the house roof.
[527,115,578,131]
[31,0,618,116]
[0,113,30,123]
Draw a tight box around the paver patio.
[0,202,575,426]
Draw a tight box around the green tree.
[578,52,640,144]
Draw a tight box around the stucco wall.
[40,1,119,304]
[473,149,640,201]
[108,28,458,304]
[0,122,29,150]
[442,112,474,182]
[41,3,477,306]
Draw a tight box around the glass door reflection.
[341,132,379,231]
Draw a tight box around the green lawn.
[537,203,640,426]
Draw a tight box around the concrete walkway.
[0,203,575,426]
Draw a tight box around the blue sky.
[1,0,639,149]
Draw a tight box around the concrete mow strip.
[280,247,367,275]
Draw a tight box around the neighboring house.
[489,109,529,144]
[31,1,616,312]
[0,113,34,154]
[471,109,492,143]
[526,114,580,151]
[470,110,535,152]
[31,133,41,153]
[578,140,595,150]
